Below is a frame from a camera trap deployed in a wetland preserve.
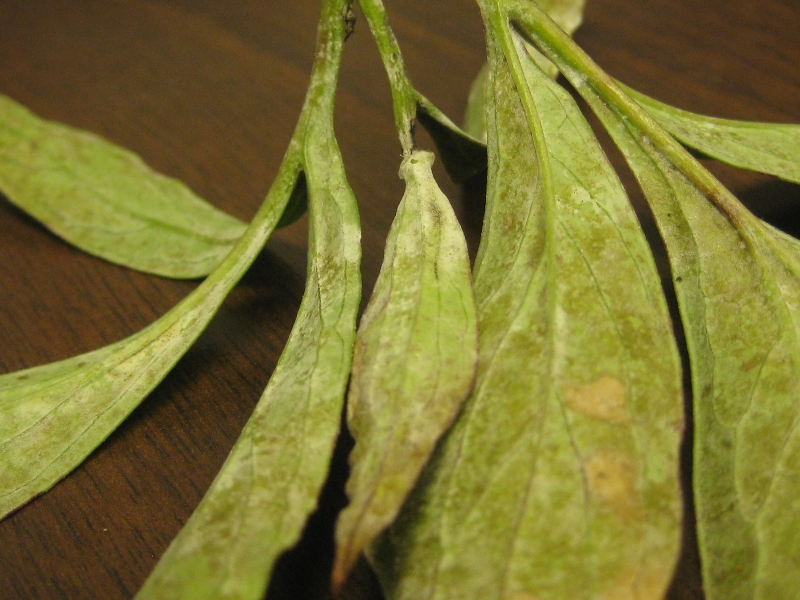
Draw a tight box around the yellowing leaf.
[0,93,247,278]
[514,5,800,597]
[333,150,477,588]
[623,84,800,185]
[370,10,683,599]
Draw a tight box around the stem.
[506,0,755,232]
[357,0,418,154]
[162,0,353,319]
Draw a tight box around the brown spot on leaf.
[562,375,629,423]
[585,450,639,519]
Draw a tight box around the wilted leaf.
[516,6,800,598]
[371,12,683,600]
[332,150,477,588]
[0,93,247,278]
[134,2,362,597]
[623,84,800,185]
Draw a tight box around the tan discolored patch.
[562,375,630,424]
[508,592,542,600]
[585,449,639,519]
[599,564,673,600]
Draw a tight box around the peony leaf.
[0,93,248,279]
[332,150,477,588]
[515,4,800,597]
[623,84,800,185]
[371,8,683,599]
[133,2,362,597]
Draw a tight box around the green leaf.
[416,97,488,183]
[133,2,361,597]
[0,157,300,521]
[135,127,360,600]
[332,150,477,588]
[462,0,586,143]
[622,84,800,185]
[514,6,800,598]
[0,92,247,279]
[370,10,683,599]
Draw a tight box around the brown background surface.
[1,0,799,598]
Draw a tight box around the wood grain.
[0,0,798,598]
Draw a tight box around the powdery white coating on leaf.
[519,11,800,598]
[333,150,477,587]
[0,156,298,521]
[463,0,586,142]
[623,85,800,185]
[0,93,246,278]
[370,11,683,600]
[134,2,362,597]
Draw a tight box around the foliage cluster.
[2,0,800,598]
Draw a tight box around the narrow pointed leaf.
[371,13,683,600]
[0,92,247,278]
[134,3,361,597]
[462,0,586,142]
[0,157,300,520]
[516,8,800,598]
[332,150,477,588]
[622,84,800,184]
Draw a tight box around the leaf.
[514,6,800,598]
[0,92,247,279]
[0,157,301,521]
[370,12,683,600]
[332,150,477,588]
[133,2,362,597]
[416,97,488,183]
[462,0,586,143]
[622,84,800,185]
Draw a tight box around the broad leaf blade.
[520,13,800,599]
[371,17,683,600]
[0,92,247,278]
[332,150,477,587]
[623,85,800,185]
[0,158,300,520]
[134,2,362,596]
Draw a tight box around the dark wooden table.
[1,1,798,598]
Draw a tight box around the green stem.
[186,0,352,300]
[506,0,755,233]
[357,0,418,154]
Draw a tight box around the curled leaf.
[371,11,683,600]
[0,93,248,278]
[515,6,800,598]
[623,84,800,185]
[332,150,477,588]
